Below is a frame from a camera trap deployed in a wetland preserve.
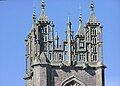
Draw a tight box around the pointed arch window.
[91,37,97,44]
[41,28,44,33]
[49,44,52,50]
[79,39,84,49]
[79,53,85,62]
[79,54,82,61]
[64,44,68,51]
[65,80,81,86]
[91,54,97,62]
[48,27,53,40]
[45,28,47,33]
[93,54,97,61]
[86,32,89,41]
[61,76,86,86]
[49,53,52,60]
[59,54,63,60]
[97,30,102,42]
[64,52,68,61]
[92,45,97,52]
[91,27,96,35]
[79,42,84,48]
[44,35,47,41]
[43,43,47,50]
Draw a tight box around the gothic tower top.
[24,1,106,86]
[25,0,106,72]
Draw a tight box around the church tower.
[24,0,106,86]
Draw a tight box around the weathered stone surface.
[51,67,96,86]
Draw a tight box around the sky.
[0,0,120,86]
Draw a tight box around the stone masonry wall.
[51,67,96,86]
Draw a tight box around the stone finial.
[67,17,72,29]
[32,2,36,24]
[79,3,82,23]
[41,0,45,11]
[90,0,94,11]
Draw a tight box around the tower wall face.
[33,65,48,86]
[24,0,106,86]
[95,68,105,86]
[51,67,96,86]
[25,78,33,86]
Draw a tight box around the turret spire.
[76,5,85,36]
[90,0,94,12]
[67,17,72,66]
[32,7,36,24]
[67,17,72,30]
[39,0,48,21]
[79,12,82,23]
[79,5,83,28]
[41,0,45,15]
[79,4,82,23]
[55,32,59,48]
[68,17,70,24]
[87,0,99,24]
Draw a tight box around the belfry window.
[92,54,97,62]
[79,42,84,48]
[91,37,97,44]
[45,28,47,33]
[92,45,96,52]
[64,52,68,61]
[79,53,85,61]
[49,44,52,50]
[79,39,84,48]
[97,31,102,42]
[94,54,97,61]
[49,32,52,40]
[48,28,53,40]
[64,44,68,51]
[41,28,44,33]
[44,43,47,50]
[79,54,82,61]
[93,46,96,52]
[91,28,96,35]
[59,54,63,60]
[49,53,52,60]
[44,35,47,41]
[87,33,89,41]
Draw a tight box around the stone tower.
[24,0,106,86]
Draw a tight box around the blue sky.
[0,0,120,86]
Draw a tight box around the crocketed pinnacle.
[39,0,48,21]
[88,0,99,24]
[33,8,36,23]
[76,8,85,36]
